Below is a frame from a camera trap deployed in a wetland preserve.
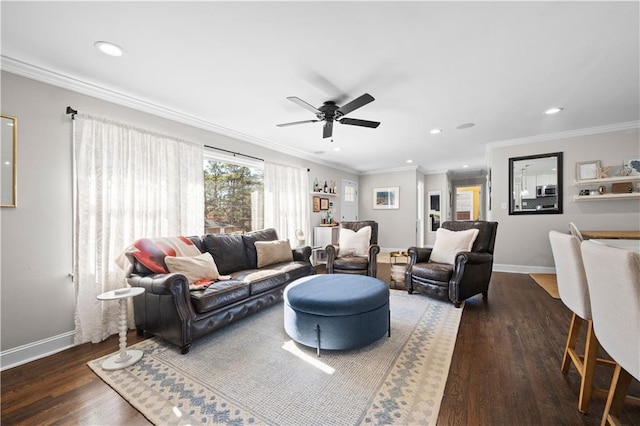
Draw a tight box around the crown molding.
[486,121,640,150]
[1,56,360,175]
[359,164,419,176]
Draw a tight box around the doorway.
[455,185,483,221]
[341,179,358,221]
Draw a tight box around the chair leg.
[562,313,583,373]
[601,364,633,426]
[578,320,599,413]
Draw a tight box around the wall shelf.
[573,175,640,201]
[573,175,640,186]
[310,191,338,197]
[574,192,640,201]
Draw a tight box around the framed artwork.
[312,196,320,212]
[373,186,399,209]
[320,198,329,210]
[624,158,640,175]
[576,160,600,181]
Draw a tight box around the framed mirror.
[1,114,17,207]
[509,152,563,215]
[428,190,441,232]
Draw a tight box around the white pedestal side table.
[97,287,145,371]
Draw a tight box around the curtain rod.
[66,106,78,119]
[66,108,265,164]
[205,145,264,162]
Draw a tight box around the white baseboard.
[1,331,76,371]
[493,264,556,274]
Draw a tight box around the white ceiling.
[2,1,638,174]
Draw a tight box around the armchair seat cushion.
[411,262,453,283]
[333,255,369,271]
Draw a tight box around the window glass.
[204,149,264,234]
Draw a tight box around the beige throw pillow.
[338,226,371,257]
[430,228,479,264]
[165,252,220,284]
[255,240,293,268]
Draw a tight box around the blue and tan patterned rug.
[88,291,462,425]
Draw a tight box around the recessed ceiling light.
[333,147,342,151]
[463,164,469,168]
[430,128,442,135]
[406,159,413,164]
[456,123,475,130]
[545,107,564,115]
[94,41,125,57]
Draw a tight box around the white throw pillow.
[165,252,220,284]
[255,240,293,268]
[338,226,372,257]
[429,228,479,264]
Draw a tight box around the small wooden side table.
[97,287,145,371]
[389,251,408,289]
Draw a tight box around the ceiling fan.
[277,93,380,139]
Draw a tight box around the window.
[204,148,264,234]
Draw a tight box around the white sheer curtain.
[73,115,204,344]
[263,162,309,245]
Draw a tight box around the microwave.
[536,185,557,197]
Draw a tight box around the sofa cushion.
[242,228,279,268]
[255,240,293,268]
[338,226,371,257]
[165,252,219,284]
[232,268,289,295]
[189,280,251,314]
[130,236,201,273]
[430,228,479,264]
[202,233,251,275]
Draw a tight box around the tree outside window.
[204,160,263,234]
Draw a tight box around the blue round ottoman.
[284,274,390,355]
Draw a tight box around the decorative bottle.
[323,181,328,193]
[313,178,319,192]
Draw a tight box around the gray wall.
[359,169,418,251]
[490,127,640,271]
[0,72,357,366]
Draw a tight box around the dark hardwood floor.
[2,270,639,425]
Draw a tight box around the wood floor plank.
[2,272,639,425]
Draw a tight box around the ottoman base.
[283,274,390,356]
[284,303,390,355]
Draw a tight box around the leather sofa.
[126,228,313,354]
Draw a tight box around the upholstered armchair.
[405,221,498,307]
[325,221,380,277]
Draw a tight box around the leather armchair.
[325,221,380,277]
[405,221,498,307]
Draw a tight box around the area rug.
[529,273,560,299]
[88,291,462,425]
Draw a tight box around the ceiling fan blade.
[277,119,320,127]
[323,121,333,139]
[287,96,321,114]
[339,117,380,128]
[337,93,375,116]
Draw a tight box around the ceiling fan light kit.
[277,93,380,139]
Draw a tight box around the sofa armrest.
[407,246,432,266]
[292,245,312,262]
[449,252,495,304]
[454,251,493,266]
[127,272,195,352]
